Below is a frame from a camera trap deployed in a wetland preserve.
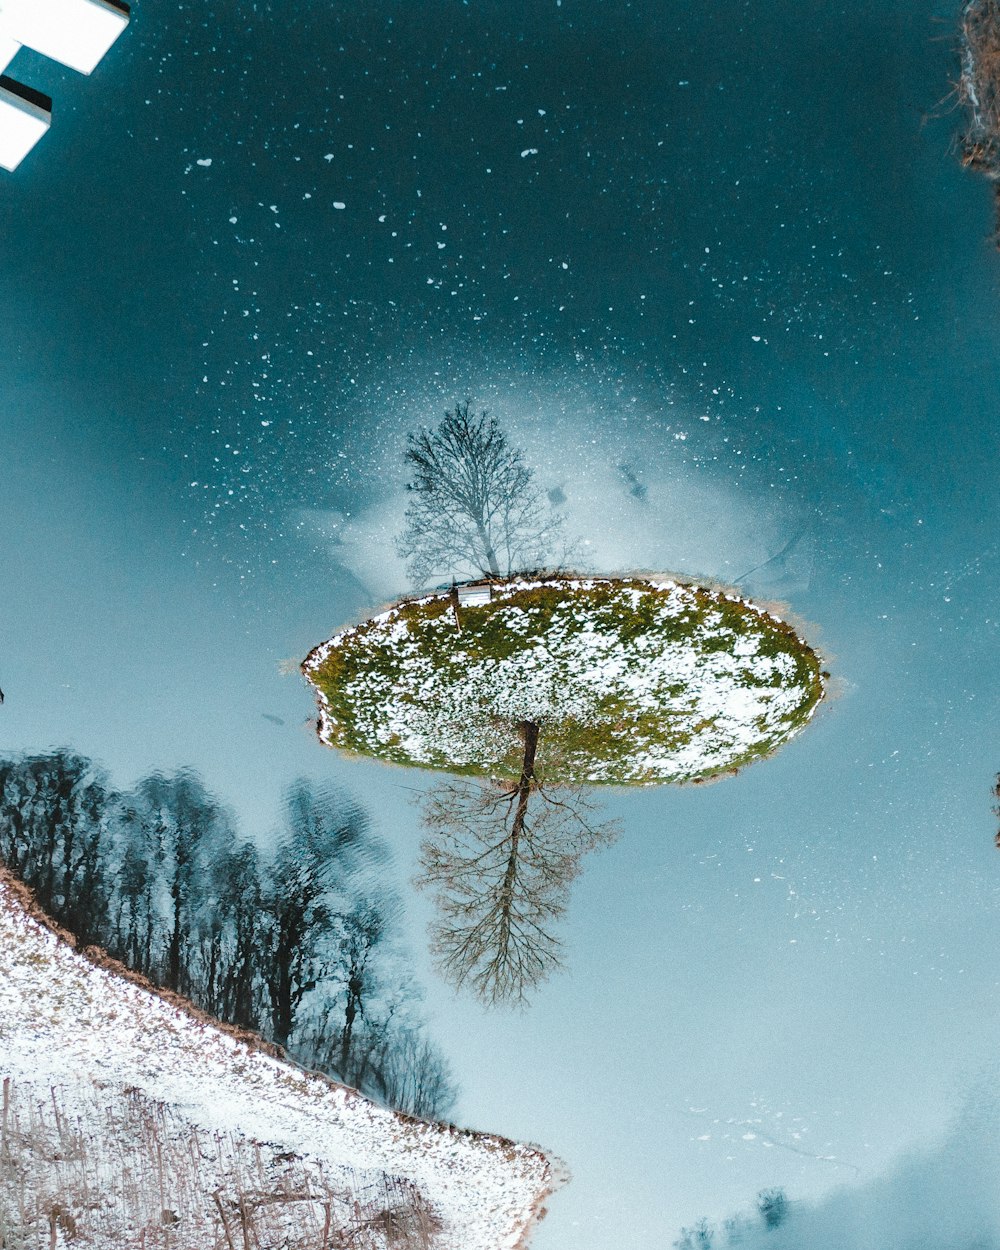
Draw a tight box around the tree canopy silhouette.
[395,401,565,586]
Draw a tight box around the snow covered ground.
[0,872,557,1249]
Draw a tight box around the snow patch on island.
[304,577,824,786]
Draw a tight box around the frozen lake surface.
[1,1,998,1246]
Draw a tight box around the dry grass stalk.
[0,1080,438,1249]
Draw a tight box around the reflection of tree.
[123,769,236,997]
[0,749,113,948]
[673,1187,791,1248]
[254,780,369,1051]
[756,1188,790,1230]
[395,402,565,586]
[416,721,618,1005]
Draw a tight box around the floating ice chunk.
[3,0,128,76]
[0,79,49,171]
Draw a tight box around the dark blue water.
[2,1,998,1245]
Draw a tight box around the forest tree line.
[0,750,456,1122]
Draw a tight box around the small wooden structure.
[457,585,492,607]
[449,581,492,631]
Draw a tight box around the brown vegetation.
[0,864,440,1246]
[0,1076,439,1249]
[959,0,1000,239]
[0,867,561,1246]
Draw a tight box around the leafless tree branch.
[415,724,619,1005]
[395,402,569,587]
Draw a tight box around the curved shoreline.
[0,861,563,1248]
[303,572,827,787]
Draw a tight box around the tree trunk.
[168,879,183,992]
[475,520,501,577]
[230,920,258,1031]
[511,721,539,838]
[340,977,360,1075]
[498,722,540,916]
[269,919,297,1050]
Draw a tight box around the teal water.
[1,1,998,1245]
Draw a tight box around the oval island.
[303,576,824,786]
[302,575,820,780]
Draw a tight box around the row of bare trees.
[673,1189,791,1248]
[0,750,456,1121]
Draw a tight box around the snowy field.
[0,873,556,1249]
[304,577,825,785]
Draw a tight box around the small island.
[303,410,831,1004]
[303,576,825,787]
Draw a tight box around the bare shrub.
[0,1079,437,1249]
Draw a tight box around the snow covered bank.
[0,870,557,1248]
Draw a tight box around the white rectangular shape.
[2,0,129,75]
[458,586,492,605]
[0,80,50,170]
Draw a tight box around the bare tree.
[674,1219,716,1250]
[369,1027,459,1122]
[416,721,618,1005]
[395,402,566,586]
[0,750,114,947]
[126,769,235,997]
[260,781,364,1049]
[756,1188,789,1230]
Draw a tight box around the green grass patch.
[304,577,825,786]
